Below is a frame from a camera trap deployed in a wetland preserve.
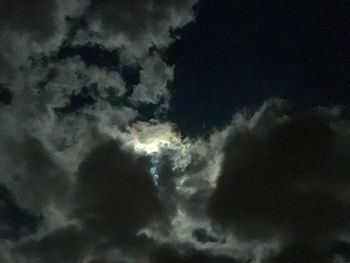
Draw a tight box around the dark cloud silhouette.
[208,102,350,262]
[14,226,89,263]
[0,0,58,40]
[150,245,240,263]
[74,140,166,250]
[263,243,332,263]
[11,139,167,262]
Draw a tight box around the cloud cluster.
[11,139,167,263]
[209,99,350,262]
[1,0,350,262]
[0,0,87,82]
[2,95,350,262]
[0,0,199,261]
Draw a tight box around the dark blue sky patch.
[0,86,12,105]
[121,64,141,97]
[57,44,120,70]
[55,86,95,114]
[133,103,158,122]
[165,0,350,137]
[0,184,42,241]
[55,44,141,98]
[192,228,223,244]
[332,242,350,261]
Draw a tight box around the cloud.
[73,139,167,251]
[43,57,126,108]
[7,138,168,262]
[13,226,89,263]
[74,0,197,58]
[0,0,58,40]
[208,99,350,262]
[0,0,88,82]
[0,136,70,213]
[150,245,240,263]
[0,185,41,241]
[0,1,212,262]
[131,54,174,105]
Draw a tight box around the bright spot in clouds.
[134,137,171,154]
[122,120,192,185]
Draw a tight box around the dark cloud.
[0,185,41,241]
[8,140,168,262]
[4,136,70,212]
[87,258,107,263]
[150,245,240,263]
[14,225,89,263]
[0,0,58,80]
[208,101,350,262]
[0,0,58,40]
[263,244,332,263]
[74,139,166,250]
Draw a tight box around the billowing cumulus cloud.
[208,99,350,262]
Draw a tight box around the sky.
[0,0,350,262]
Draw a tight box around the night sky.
[167,0,350,136]
[0,1,350,262]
